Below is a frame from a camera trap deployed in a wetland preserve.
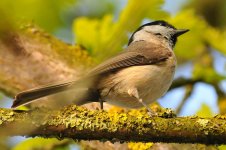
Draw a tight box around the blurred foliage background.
[0,0,226,149]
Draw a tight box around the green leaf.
[73,0,168,61]
[0,0,74,32]
[193,63,225,83]
[12,138,70,150]
[219,145,226,150]
[168,10,208,62]
[73,15,113,54]
[168,9,226,63]
[204,28,226,55]
[196,103,213,117]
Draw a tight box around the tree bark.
[0,105,226,145]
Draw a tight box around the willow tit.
[12,20,189,116]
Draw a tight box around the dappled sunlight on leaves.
[73,0,168,61]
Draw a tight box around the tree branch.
[0,105,226,144]
[0,23,92,98]
[175,85,194,114]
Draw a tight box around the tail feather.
[12,80,82,108]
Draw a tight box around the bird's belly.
[99,63,176,108]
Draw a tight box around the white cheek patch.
[143,25,174,37]
[131,30,162,45]
[132,30,151,42]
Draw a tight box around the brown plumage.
[12,41,172,108]
[12,20,188,113]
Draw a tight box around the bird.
[11,20,189,116]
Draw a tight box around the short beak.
[174,29,189,37]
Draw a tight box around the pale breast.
[99,55,176,108]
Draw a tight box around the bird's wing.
[88,41,172,76]
[12,41,172,108]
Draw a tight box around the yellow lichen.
[128,142,153,150]
[196,119,209,127]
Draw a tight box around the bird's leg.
[128,88,157,117]
[99,98,103,110]
[138,99,157,117]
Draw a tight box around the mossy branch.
[0,105,226,144]
[0,23,92,98]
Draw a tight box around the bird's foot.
[138,99,157,117]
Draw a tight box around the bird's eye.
[155,33,162,36]
[163,36,168,39]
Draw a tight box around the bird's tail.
[11,80,84,108]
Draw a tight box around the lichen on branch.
[0,105,226,144]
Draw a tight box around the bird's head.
[128,20,189,48]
